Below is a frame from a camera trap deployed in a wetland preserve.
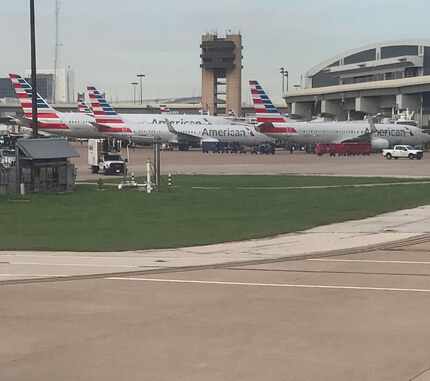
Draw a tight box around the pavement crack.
[409,366,430,380]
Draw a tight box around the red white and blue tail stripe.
[249,80,296,134]
[249,80,287,124]
[9,73,68,130]
[78,101,93,116]
[87,86,131,135]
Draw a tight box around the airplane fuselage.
[58,113,104,138]
[21,112,104,139]
[122,115,271,145]
[264,121,430,147]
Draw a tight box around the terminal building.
[286,40,430,127]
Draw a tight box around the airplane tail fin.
[78,101,93,116]
[249,80,287,124]
[86,86,131,134]
[8,73,67,130]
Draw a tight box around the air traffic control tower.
[200,33,243,116]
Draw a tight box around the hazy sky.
[1,0,429,103]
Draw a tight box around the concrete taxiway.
[70,143,430,179]
[2,230,430,380]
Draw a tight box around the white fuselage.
[122,115,178,143]
[26,112,104,139]
[122,114,271,145]
[175,123,271,145]
[265,121,430,146]
[58,113,104,138]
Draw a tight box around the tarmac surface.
[71,142,430,179]
[2,207,430,380]
[2,236,430,380]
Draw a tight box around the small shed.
[14,138,79,193]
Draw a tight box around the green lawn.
[1,175,430,251]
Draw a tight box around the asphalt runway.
[2,239,430,380]
[70,142,430,180]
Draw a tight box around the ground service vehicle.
[382,145,423,160]
[88,139,126,175]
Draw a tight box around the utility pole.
[130,82,138,104]
[53,0,60,104]
[153,137,161,191]
[137,74,145,105]
[30,0,38,137]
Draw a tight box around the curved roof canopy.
[305,39,430,78]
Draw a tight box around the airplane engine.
[371,137,389,151]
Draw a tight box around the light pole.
[280,67,289,98]
[130,82,138,104]
[137,74,146,105]
[30,0,38,137]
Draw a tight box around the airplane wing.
[164,119,218,143]
[335,135,371,144]
[90,122,132,136]
[335,119,374,143]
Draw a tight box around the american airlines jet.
[249,80,430,149]
[87,86,176,144]
[87,86,271,146]
[9,74,103,139]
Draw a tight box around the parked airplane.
[9,74,103,139]
[87,86,272,147]
[87,86,176,144]
[249,80,430,149]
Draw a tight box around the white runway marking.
[8,262,138,268]
[0,254,130,259]
[192,186,222,190]
[191,181,430,191]
[107,277,430,294]
[309,259,430,265]
[0,274,67,277]
[250,181,430,189]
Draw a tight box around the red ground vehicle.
[315,143,371,156]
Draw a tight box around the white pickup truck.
[382,145,424,160]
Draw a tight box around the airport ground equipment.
[315,143,371,156]
[88,139,126,175]
[118,163,154,194]
[383,145,423,160]
[0,149,16,168]
[118,172,141,191]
